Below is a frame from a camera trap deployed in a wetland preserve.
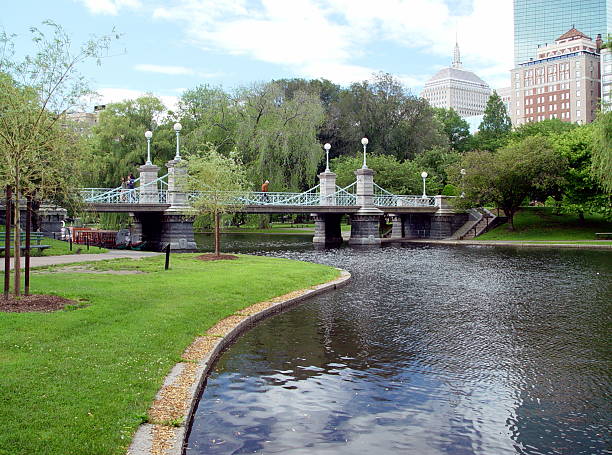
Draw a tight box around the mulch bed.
[195,254,239,261]
[0,294,76,313]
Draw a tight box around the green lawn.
[0,254,340,455]
[477,207,612,242]
[0,226,108,257]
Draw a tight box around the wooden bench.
[595,233,612,240]
[0,232,51,252]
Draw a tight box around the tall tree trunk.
[13,190,21,296]
[578,210,585,223]
[4,186,11,299]
[504,208,515,231]
[214,211,221,257]
[25,197,31,296]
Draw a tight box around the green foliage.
[511,118,576,141]
[474,90,512,151]
[433,107,472,152]
[0,254,339,454]
[331,153,442,195]
[98,212,129,230]
[549,125,611,219]
[333,72,447,160]
[591,110,612,194]
[232,81,325,191]
[455,136,568,229]
[442,184,459,196]
[90,95,174,187]
[412,146,461,186]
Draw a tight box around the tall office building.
[514,0,611,66]
[510,28,602,125]
[421,42,492,118]
[602,47,612,111]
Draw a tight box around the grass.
[0,254,340,455]
[477,207,612,242]
[0,237,108,257]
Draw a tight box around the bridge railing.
[374,195,436,207]
[81,174,168,204]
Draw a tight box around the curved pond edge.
[386,239,612,250]
[127,268,352,455]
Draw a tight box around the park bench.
[0,232,51,252]
[595,233,612,240]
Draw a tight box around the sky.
[2,0,514,110]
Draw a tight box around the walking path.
[0,250,162,271]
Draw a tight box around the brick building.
[510,28,603,125]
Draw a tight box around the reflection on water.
[187,234,612,455]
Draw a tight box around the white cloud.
[76,0,141,15]
[134,64,195,75]
[152,0,513,89]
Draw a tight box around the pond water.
[186,234,611,455]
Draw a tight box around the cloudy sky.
[3,0,514,108]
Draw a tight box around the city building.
[421,42,492,118]
[513,0,611,67]
[65,105,106,134]
[510,28,602,125]
[602,47,612,111]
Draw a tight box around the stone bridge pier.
[131,159,197,252]
[388,197,468,240]
[348,167,383,246]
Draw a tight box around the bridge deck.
[86,203,439,214]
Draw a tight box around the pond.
[186,234,611,455]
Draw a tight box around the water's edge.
[127,268,352,455]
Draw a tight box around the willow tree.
[0,22,116,295]
[186,145,247,257]
[233,81,325,191]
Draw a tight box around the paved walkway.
[0,250,162,271]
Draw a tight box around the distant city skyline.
[2,0,514,110]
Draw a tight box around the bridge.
[77,158,468,251]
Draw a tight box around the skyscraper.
[421,42,491,118]
[514,0,611,66]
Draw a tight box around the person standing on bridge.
[127,173,136,202]
[261,180,269,202]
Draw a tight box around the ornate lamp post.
[460,168,466,197]
[144,130,153,165]
[324,143,331,172]
[173,122,182,161]
[361,137,369,169]
[421,171,428,198]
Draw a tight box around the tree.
[90,95,173,187]
[455,136,567,229]
[549,125,611,220]
[333,73,447,160]
[186,145,247,256]
[0,22,116,296]
[232,81,325,191]
[177,84,237,157]
[331,154,442,195]
[474,90,512,151]
[433,107,471,152]
[591,110,612,194]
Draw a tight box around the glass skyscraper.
[514,0,612,65]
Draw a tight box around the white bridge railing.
[81,181,438,208]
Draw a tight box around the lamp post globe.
[144,130,153,165]
[421,171,428,198]
[361,137,369,169]
[173,122,183,160]
[323,143,331,172]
